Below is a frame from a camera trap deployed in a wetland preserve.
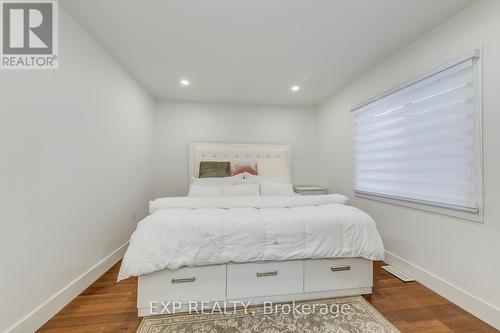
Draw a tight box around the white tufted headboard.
[189,143,292,179]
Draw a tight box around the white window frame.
[351,49,484,223]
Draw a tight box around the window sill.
[355,193,484,224]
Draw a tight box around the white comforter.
[118,195,385,281]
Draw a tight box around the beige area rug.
[136,296,401,333]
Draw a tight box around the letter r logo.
[2,2,53,54]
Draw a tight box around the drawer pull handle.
[171,277,196,284]
[331,266,351,272]
[256,270,278,278]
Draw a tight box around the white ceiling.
[61,0,476,106]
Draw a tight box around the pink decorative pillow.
[230,164,257,176]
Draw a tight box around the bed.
[118,143,385,316]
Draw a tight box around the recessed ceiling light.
[180,79,190,86]
[291,85,300,92]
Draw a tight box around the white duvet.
[118,195,385,281]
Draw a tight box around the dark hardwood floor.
[37,261,498,333]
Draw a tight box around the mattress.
[118,195,385,281]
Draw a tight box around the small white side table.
[293,185,327,195]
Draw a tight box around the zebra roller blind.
[353,53,481,213]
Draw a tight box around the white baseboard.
[385,250,500,330]
[5,242,129,333]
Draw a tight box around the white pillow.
[187,184,222,197]
[191,174,243,186]
[259,181,295,196]
[241,172,292,184]
[242,172,291,184]
[222,183,260,196]
[257,158,290,177]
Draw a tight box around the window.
[353,51,482,214]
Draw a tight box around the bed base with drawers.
[138,257,373,316]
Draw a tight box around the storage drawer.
[227,261,303,299]
[304,258,372,293]
[138,265,226,308]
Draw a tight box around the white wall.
[316,0,500,328]
[0,9,155,333]
[154,101,316,197]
